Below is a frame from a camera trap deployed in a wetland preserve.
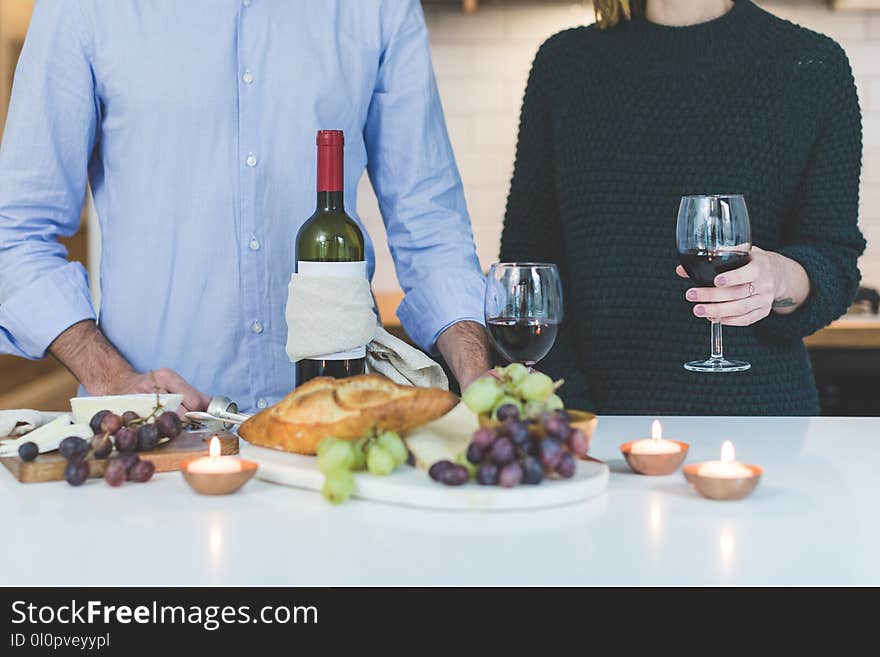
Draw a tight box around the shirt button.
[243,70,254,84]
[249,236,260,251]
[246,153,257,167]
[256,398,267,409]
[242,0,252,7]
[252,320,264,334]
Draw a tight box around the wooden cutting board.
[1,429,238,483]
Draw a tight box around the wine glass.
[676,194,752,373]
[484,263,563,368]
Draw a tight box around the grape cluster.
[316,431,408,504]
[430,406,587,488]
[58,406,181,487]
[462,364,563,420]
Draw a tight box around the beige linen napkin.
[367,326,448,390]
[285,274,448,390]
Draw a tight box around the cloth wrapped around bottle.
[285,274,449,390]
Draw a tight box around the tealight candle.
[697,441,754,479]
[181,437,256,495]
[620,420,689,476]
[683,440,761,501]
[186,436,241,473]
[630,420,682,455]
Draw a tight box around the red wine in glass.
[487,317,559,366]
[678,250,750,287]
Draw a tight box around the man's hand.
[49,320,210,416]
[436,320,492,391]
[677,246,811,326]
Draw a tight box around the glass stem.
[710,321,724,361]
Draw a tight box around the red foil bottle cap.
[316,130,344,146]
[316,130,344,192]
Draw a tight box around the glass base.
[684,357,751,373]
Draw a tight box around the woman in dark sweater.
[500,0,865,415]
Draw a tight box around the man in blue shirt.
[0,1,490,413]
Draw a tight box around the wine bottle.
[295,130,367,385]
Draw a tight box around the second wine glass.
[676,194,752,373]
[484,263,563,368]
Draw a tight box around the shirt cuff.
[397,268,486,352]
[0,262,96,359]
[755,244,849,342]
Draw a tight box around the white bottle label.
[296,260,368,360]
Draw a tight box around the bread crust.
[239,374,458,455]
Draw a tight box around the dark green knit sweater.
[500,0,865,415]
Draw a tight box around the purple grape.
[438,465,469,486]
[524,439,541,457]
[117,452,140,474]
[103,458,127,487]
[18,441,39,462]
[476,463,499,486]
[114,427,137,453]
[542,413,568,440]
[121,411,140,426]
[556,452,576,479]
[522,456,544,485]
[156,411,182,439]
[429,460,456,482]
[90,433,113,459]
[490,436,515,465]
[505,420,530,447]
[100,413,123,435]
[136,424,160,451]
[64,460,89,486]
[567,428,589,457]
[498,462,523,488]
[495,403,519,422]
[539,437,564,470]
[471,427,495,450]
[466,442,484,464]
[129,459,156,483]
[59,436,89,462]
[89,410,110,434]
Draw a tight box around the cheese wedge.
[404,402,477,471]
[0,414,92,457]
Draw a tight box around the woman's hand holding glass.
[677,246,809,326]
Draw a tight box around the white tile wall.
[359,0,880,294]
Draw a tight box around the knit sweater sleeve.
[500,38,594,411]
[756,45,866,342]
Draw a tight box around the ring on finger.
[748,282,755,297]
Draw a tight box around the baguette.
[238,374,458,455]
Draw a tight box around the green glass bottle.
[295,130,367,385]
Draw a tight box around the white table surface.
[3,415,878,586]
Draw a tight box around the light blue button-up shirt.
[0,0,485,411]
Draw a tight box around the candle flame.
[721,440,735,463]
[209,436,221,458]
[651,419,662,441]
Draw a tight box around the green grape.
[454,450,477,480]
[523,400,544,419]
[505,363,529,385]
[317,440,355,474]
[461,377,502,415]
[545,394,564,411]
[322,469,355,505]
[519,372,554,402]
[351,438,367,471]
[492,395,523,420]
[377,431,408,467]
[366,444,396,476]
[316,437,340,457]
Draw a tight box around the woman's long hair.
[593,0,646,29]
